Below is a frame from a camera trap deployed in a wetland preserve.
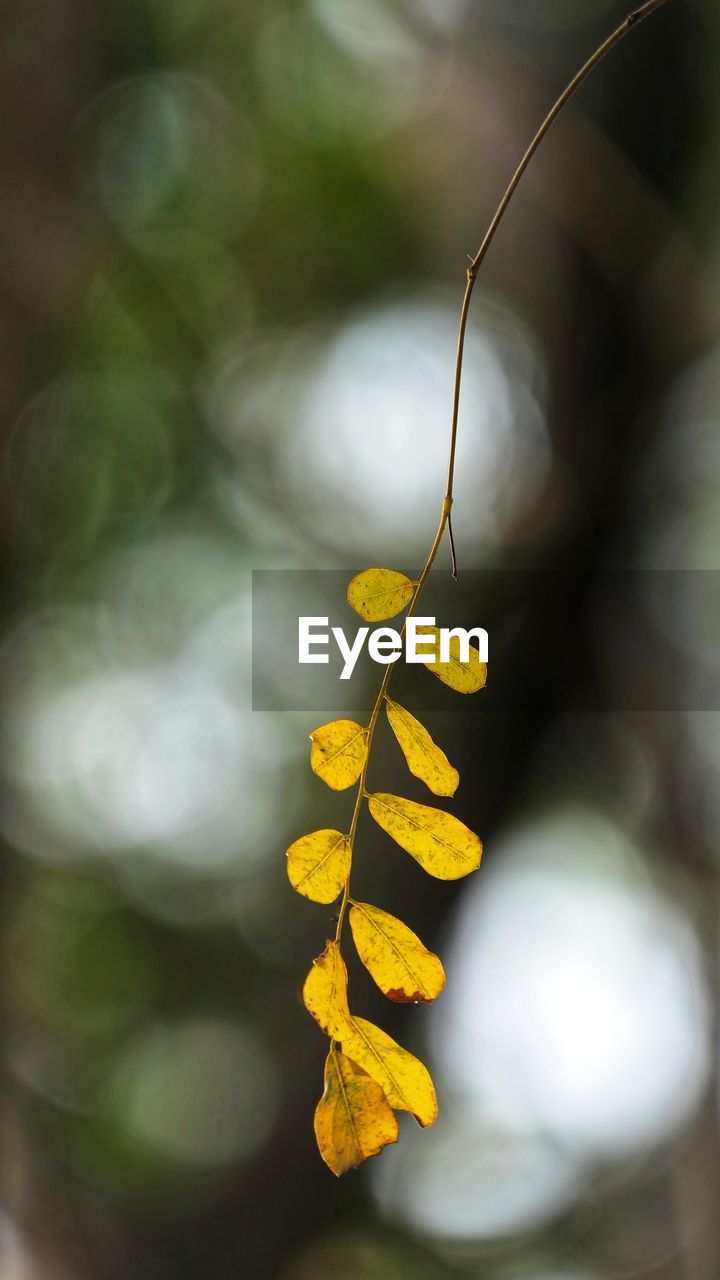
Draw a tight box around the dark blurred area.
[1,0,718,1277]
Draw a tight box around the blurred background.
[0,0,717,1276]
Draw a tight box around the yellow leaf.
[339,1016,438,1127]
[367,792,482,880]
[303,944,438,1127]
[314,1049,399,1176]
[349,901,445,1003]
[347,568,415,622]
[286,829,351,904]
[416,625,487,694]
[302,940,352,1038]
[385,698,458,797]
[310,719,368,791]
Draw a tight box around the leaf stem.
[334,0,672,945]
[335,509,447,940]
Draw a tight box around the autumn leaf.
[367,792,482,880]
[349,901,445,1003]
[347,568,415,622]
[310,719,368,791]
[303,941,438,1126]
[339,1016,438,1127]
[416,625,487,694]
[286,829,351,904]
[314,1048,399,1176]
[385,697,458,797]
[302,940,352,1038]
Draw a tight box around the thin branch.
[444,0,674,556]
[334,0,673,942]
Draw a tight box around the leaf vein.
[295,833,346,890]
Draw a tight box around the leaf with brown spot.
[309,719,368,791]
[286,829,351,904]
[349,901,445,1003]
[367,792,482,880]
[347,568,415,622]
[314,1048,399,1176]
[339,1016,438,1127]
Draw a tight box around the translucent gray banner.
[251,569,720,713]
